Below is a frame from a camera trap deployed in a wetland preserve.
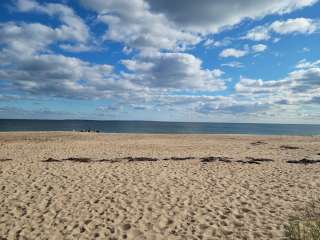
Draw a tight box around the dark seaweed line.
[0,158,12,162]
[39,156,320,165]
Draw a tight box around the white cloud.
[295,59,320,69]
[1,0,320,122]
[235,77,292,94]
[244,18,319,41]
[0,33,226,102]
[203,39,215,47]
[235,60,320,106]
[0,1,94,56]
[145,0,318,33]
[219,44,267,58]
[244,26,271,41]
[196,101,268,115]
[16,0,90,44]
[0,22,56,55]
[220,48,248,58]
[204,38,232,48]
[0,106,80,119]
[59,43,101,52]
[80,0,199,51]
[221,61,244,68]
[0,46,140,99]
[16,0,38,11]
[0,20,94,55]
[79,0,318,50]
[121,52,226,91]
[252,44,268,53]
[270,18,318,34]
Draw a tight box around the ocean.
[0,119,320,136]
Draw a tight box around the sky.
[0,0,320,123]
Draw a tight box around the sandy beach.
[1,132,320,240]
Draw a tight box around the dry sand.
[1,132,320,240]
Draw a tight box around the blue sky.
[0,0,320,123]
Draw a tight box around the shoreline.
[1,130,320,138]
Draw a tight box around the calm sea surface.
[1,119,320,136]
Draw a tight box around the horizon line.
[1,118,320,126]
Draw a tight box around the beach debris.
[0,158,12,162]
[96,158,110,162]
[164,157,195,161]
[42,158,61,162]
[251,141,267,146]
[200,157,232,163]
[125,157,158,162]
[246,157,274,162]
[235,157,273,165]
[280,145,301,150]
[97,159,120,163]
[236,160,261,164]
[287,158,320,165]
[40,156,275,164]
[110,159,121,163]
[63,157,92,163]
[42,157,120,163]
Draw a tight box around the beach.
[1,132,320,240]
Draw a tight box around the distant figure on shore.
[80,129,100,133]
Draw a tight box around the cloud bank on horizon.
[0,0,320,123]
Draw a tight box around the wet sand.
[1,132,320,240]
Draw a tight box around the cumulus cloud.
[235,77,292,94]
[289,66,320,93]
[14,0,99,52]
[244,18,319,41]
[79,0,199,51]
[203,38,233,48]
[252,44,268,53]
[221,61,244,68]
[244,26,271,41]
[219,48,248,58]
[145,0,318,33]
[1,0,319,121]
[0,106,78,119]
[0,1,143,99]
[79,0,318,50]
[220,44,267,59]
[296,59,320,69]
[59,43,101,52]
[0,22,56,55]
[0,47,140,99]
[121,52,226,90]
[16,0,90,43]
[270,18,319,34]
[235,59,320,105]
[0,27,225,102]
[196,101,268,115]
[96,105,123,112]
